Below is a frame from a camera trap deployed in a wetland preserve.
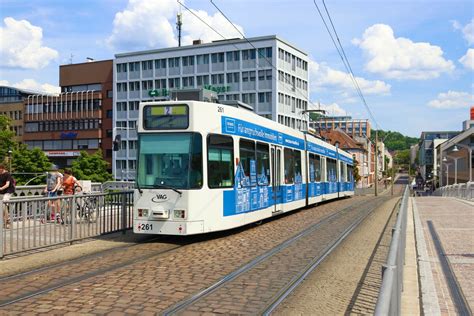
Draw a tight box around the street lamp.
[452,143,472,182]
[443,156,462,184]
[7,149,12,171]
[112,127,137,182]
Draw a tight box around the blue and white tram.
[134,100,354,235]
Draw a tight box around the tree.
[371,129,418,151]
[11,144,52,185]
[353,159,361,183]
[394,149,410,166]
[0,115,17,164]
[71,150,113,183]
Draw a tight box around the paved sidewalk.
[413,197,474,315]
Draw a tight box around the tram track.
[0,236,187,308]
[163,196,390,315]
[0,195,378,314]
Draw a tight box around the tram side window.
[207,134,234,188]
[327,158,337,182]
[341,162,347,182]
[239,139,256,186]
[294,150,302,183]
[314,155,321,182]
[284,148,294,184]
[348,165,354,183]
[256,142,270,185]
[309,154,316,182]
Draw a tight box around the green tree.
[394,149,410,166]
[71,150,113,183]
[0,115,17,163]
[371,129,418,151]
[309,112,325,121]
[11,144,52,185]
[353,159,361,183]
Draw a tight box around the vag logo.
[151,194,168,203]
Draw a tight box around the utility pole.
[375,130,378,196]
[176,13,183,47]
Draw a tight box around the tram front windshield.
[137,133,202,189]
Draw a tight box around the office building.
[0,86,37,143]
[418,131,459,181]
[24,60,113,169]
[113,35,309,180]
[310,116,371,138]
[437,127,473,186]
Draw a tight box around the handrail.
[375,185,409,315]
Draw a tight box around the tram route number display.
[137,223,153,231]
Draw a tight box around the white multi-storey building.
[113,35,309,180]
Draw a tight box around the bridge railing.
[433,182,473,201]
[0,190,134,259]
[375,185,409,316]
[12,181,135,197]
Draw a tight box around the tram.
[133,100,354,235]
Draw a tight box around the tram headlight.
[174,209,186,219]
[138,208,149,217]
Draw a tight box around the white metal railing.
[375,185,409,315]
[433,182,473,201]
[1,190,134,258]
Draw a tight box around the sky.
[0,0,473,137]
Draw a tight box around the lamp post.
[7,149,12,172]
[112,127,136,182]
[452,143,473,182]
[443,155,462,185]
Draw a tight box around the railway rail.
[0,236,184,308]
[163,195,392,315]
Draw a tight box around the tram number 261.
[217,106,224,113]
[138,223,153,231]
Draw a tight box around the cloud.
[1,79,60,94]
[427,90,474,109]
[459,48,474,70]
[353,24,454,80]
[0,17,58,69]
[453,19,474,45]
[309,102,348,116]
[308,60,391,95]
[181,9,244,45]
[106,0,243,51]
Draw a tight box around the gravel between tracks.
[274,196,400,315]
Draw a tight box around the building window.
[155,59,167,69]
[197,54,209,65]
[142,60,153,70]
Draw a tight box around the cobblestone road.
[1,196,373,314]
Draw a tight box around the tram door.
[271,146,283,213]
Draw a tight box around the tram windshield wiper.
[155,183,182,196]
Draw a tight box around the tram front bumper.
[134,220,204,235]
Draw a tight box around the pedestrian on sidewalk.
[0,164,15,229]
[60,169,82,224]
[44,165,62,222]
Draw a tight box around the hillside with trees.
[371,129,419,151]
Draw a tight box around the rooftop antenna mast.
[177,10,183,47]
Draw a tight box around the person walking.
[0,164,15,229]
[62,169,81,195]
[61,169,81,224]
[44,165,62,222]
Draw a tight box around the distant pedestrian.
[44,165,62,222]
[0,164,15,229]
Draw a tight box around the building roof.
[0,85,44,96]
[115,35,308,58]
[319,129,365,151]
